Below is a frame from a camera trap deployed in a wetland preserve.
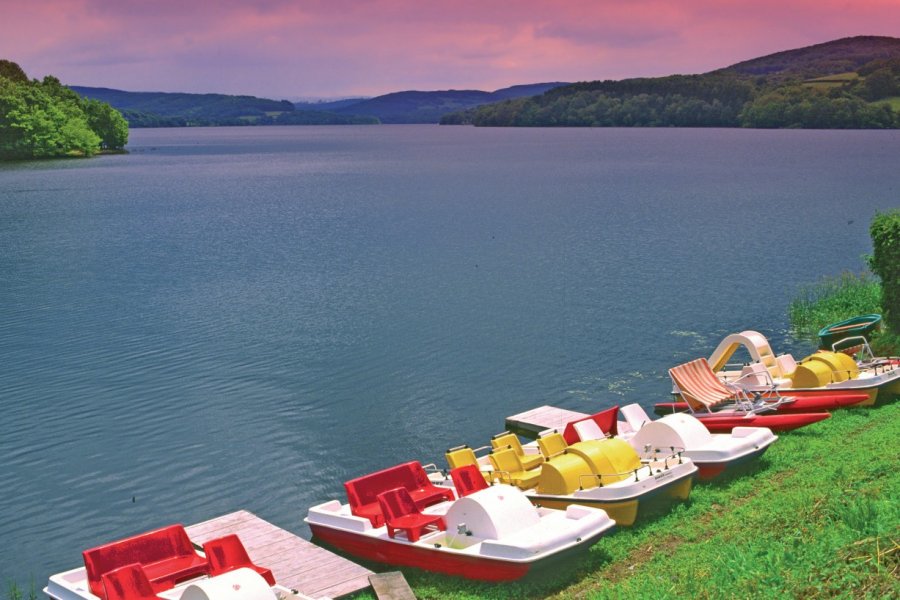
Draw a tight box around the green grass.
[345,403,899,599]
[801,72,860,90]
[804,72,861,83]
[789,271,882,340]
[875,97,900,111]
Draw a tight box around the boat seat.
[562,406,619,445]
[445,445,479,470]
[344,461,455,527]
[573,419,606,441]
[101,564,163,600]
[488,448,541,490]
[445,445,495,483]
[669,358,750,412]
[775,354,797,378]
[449,465,490,497]
[202,534,275,586]
[620,403,652,433]
[377,487,446,542]
[83,524,208,599]
[490,432,543,470]
[537,431,569,459]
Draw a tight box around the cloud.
[1,0,899,96]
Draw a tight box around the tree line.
[1,60,128,159]
[443,60,900,129]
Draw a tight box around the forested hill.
[444,36,900,128]
[71,81,566,127]
[71,86,378,127]
[0,60,128,159]
[327,82,568,123]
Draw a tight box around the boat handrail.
[724,370,782,409]
[576,453,682,488]
[641,445,687,457]
[831,335,875,362]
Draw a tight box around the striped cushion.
[669,358,735,411]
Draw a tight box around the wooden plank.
[505,405,588,439]
[369,572,416,600]
[185,511,372,599]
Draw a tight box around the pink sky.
[2,0,899,98]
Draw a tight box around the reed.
[788,271,882,338]
[4,579,37,600]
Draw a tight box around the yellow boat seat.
[445,445,478,470]
[491,432,543,470]
[445,445,494,483]
[488,448,541,490]
[537,431,568,460]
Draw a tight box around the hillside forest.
[0,60,128,159]
[444,37,900,128]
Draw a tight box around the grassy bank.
[362,403,899,599]
[789,271,882,338]
[789,271,899,355]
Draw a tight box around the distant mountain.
[71,83,565,127]
[328,83,568,124]
[293,98,370,112]
[446,36,900,129]
[71,87,377,126]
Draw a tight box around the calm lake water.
[1,125,898,581]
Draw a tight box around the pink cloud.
[1,1,898,97]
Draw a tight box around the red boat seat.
[449,465,490,497]
[202,534,275,585]
[83,524,207,599]
[344,461,455,527]
[377,487,446,542]
[101,564,163,600]
[563,406,619,445]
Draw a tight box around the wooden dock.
[505,405,588,439]
[186,510,373,599]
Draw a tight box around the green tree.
[0,59,28,82]
[0,60,125,159]
[83,98,129,148]
[863,68,898,100]
[869,210,900,334]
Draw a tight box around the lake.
[1,125,897,581]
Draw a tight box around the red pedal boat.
[305,461,615,581]
[672,411,829,434]
[661,358,832,433]
[654,391,868,416]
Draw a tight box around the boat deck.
[504,405,588,439]
[185,510,373,599]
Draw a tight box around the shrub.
[869,210,900,334]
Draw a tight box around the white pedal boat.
[570,403,778,481]
[305,469,615,582]
[440,430,697,526]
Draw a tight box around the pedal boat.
[304,462,615,581]
[657,357,833,432]
[564,404,777,480]
[45,524,306,600]
[707,330,900,405]
[439,431,697,526]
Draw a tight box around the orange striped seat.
[669,358,749,412]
